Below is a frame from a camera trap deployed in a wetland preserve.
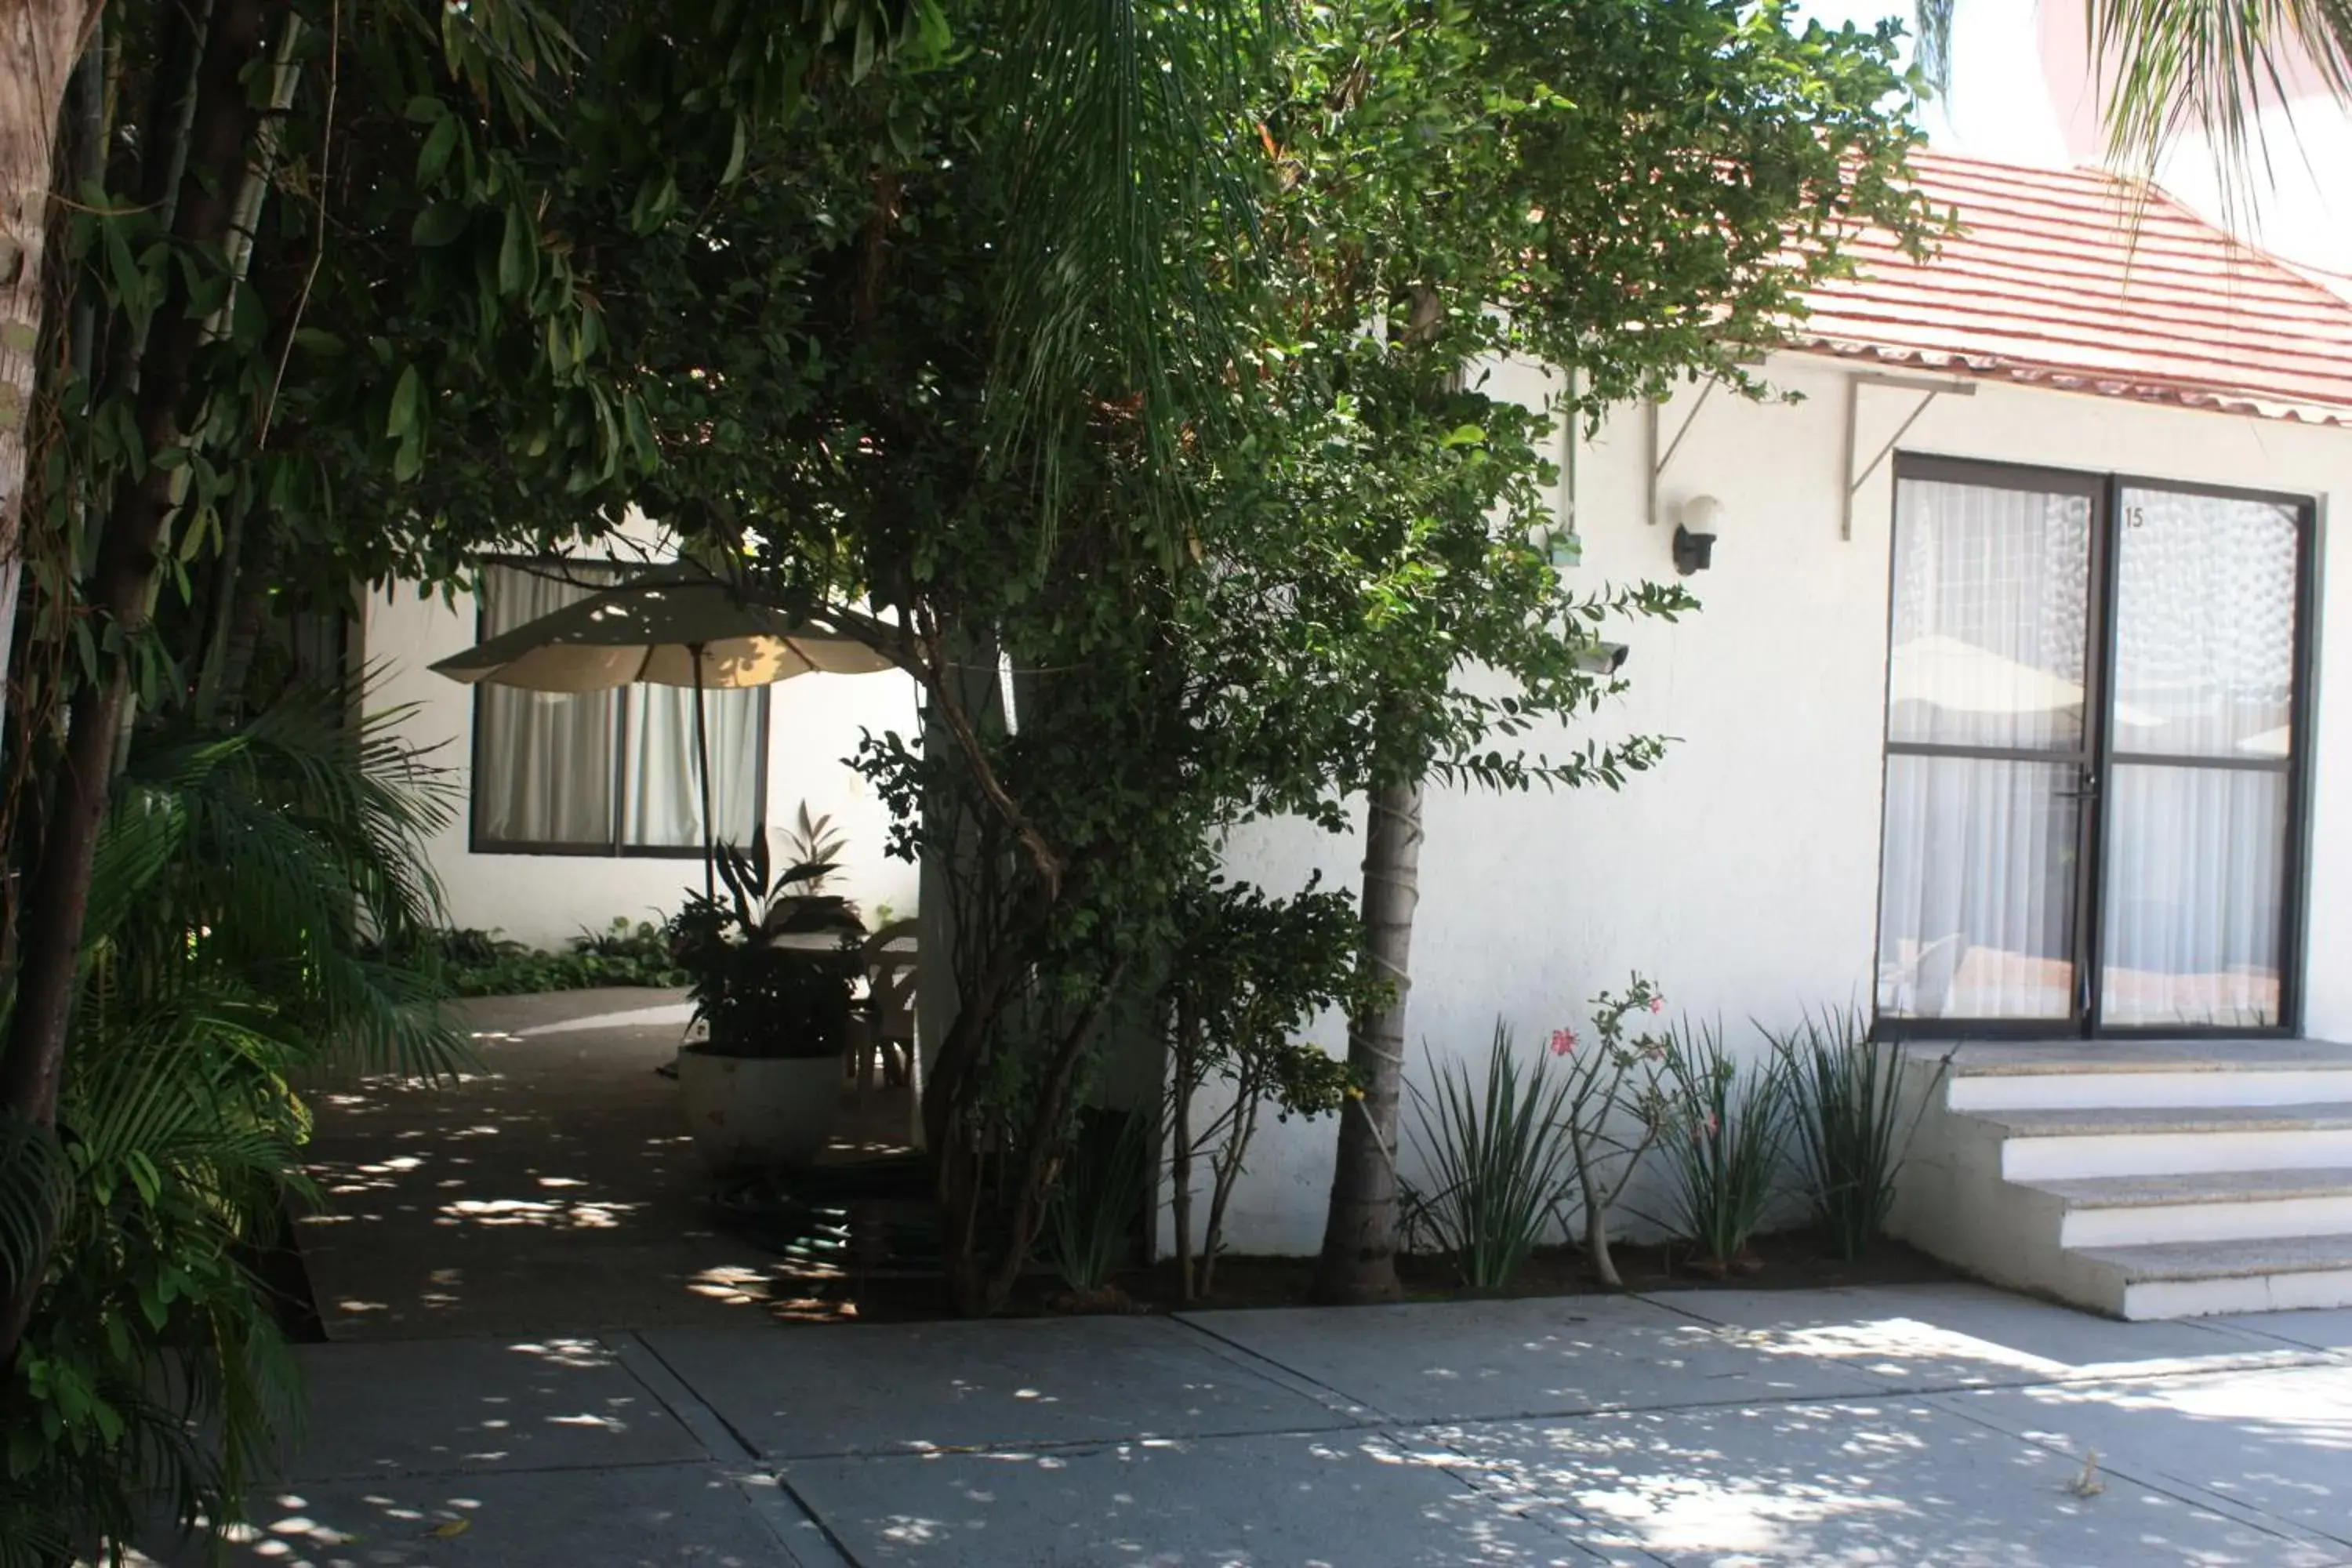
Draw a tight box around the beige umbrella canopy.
[430,562,895,693]
[430,561,896,892]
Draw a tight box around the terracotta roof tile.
[1791,151,2352,426]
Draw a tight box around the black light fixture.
[1673,494,1724,575]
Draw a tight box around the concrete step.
[1966,1103,2352,1181]
[1929,1041,2352,1113]
[2067,1234,2352,1319]
[2024,1167,2352,1247]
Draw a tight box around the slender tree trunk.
[1312,776,1422,1303]
[1170,997,1196,1303]
[0,1,103,735]
[0,0,274,1368]
[1200,1075,1259,1300]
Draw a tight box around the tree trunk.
[0,0,103,736]
[1311,775,1422,1303]
[0,0,275,1368]
[1169,996,1196,1303]
[1200,1074,1258,1300]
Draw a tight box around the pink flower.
[1549,1028,1578,1056]
[1647,996,1665,1014]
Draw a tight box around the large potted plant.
[666,836,864,1171]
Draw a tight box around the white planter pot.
[677,1047,839,1172]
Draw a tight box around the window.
[1875,456,2311,1036]
[470,562,768,855]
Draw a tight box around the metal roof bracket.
[1646,378,1722,525]
[1841,372,1978,539]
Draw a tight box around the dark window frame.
[1873,454,2319,1042]
[466,557,772,858]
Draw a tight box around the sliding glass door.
[2099,487,2303,1029]
[1876,458,2311,1036]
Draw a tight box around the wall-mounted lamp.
[1672,494,1724,575]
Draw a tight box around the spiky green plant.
[1654,1021,1789,1272]
[1405,1025,1580,1292]
[1770,1007,1936,1261]
[1045,1108,1157,1293]
[0,693,474,1564]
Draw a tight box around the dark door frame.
[1875,453,2319,1041]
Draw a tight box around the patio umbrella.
[430,561,897,895]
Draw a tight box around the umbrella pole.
[691,642,715,903]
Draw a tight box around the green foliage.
[1653,1019,1791,1271]
[1772,1008,1937,1260]
[0,694,470,1563]
[665,838,864,1059]
[1045,1108,1156,1294]
[781,803,850,895]
[1403,1025,1579,1291]
[670,0,1930,1313]
[1554,978,1675,1289]
[1164,876,1379,1298]
[405,918,689,996]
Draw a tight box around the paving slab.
[1642,1282,2298,1389]
[1425,1396,2338,1566]
[2214,1306,2352,1352]
[293,1016,800,1341]
[150,1462,797,1568]
[1933,1362,2352,1550]
[781,1428,1616,1566]
[1176,1295,1889,1424]
[282,1338,706,1479]
[641,1316,1346,1459]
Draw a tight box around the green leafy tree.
[0,0,945,1371]
[1163,876,1381,1302]
[1243,0,1934,1301]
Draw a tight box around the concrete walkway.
[292,989,916,1338]
[159,1282,2352,1566]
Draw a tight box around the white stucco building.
[368,151,2352,1316]
[1214,151,2352,1316]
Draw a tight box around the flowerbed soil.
[745,1219,1960,1323]
[1122,1229,1961,1315]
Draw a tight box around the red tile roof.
[1790,151,2352,426]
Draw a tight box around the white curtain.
[1878,478,2091,1021]
[1886,479,2092,751]
[621,684,763,850]
[473,563,765,852]
[1879,756,2078,1019]
[2100,489,2297,1027]
[474,568,616,847]
[2102,767,2284,1027]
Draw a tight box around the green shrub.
[1653,1020,1789,1271]
[1046,1108,1156,1293]
[1,696,474,1564]
[1403,1024,1578,1291]
[394,916,690,996]
[1771,1007,1937,1259]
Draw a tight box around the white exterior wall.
[1213,350,2352,1257]
[366,580,923,949]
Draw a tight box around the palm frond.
[96,685,476,1083]
[2088,0,2352,205]
[988,0,1280,551]
[0,1115,69,1298]
[1913,0,1954,96]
